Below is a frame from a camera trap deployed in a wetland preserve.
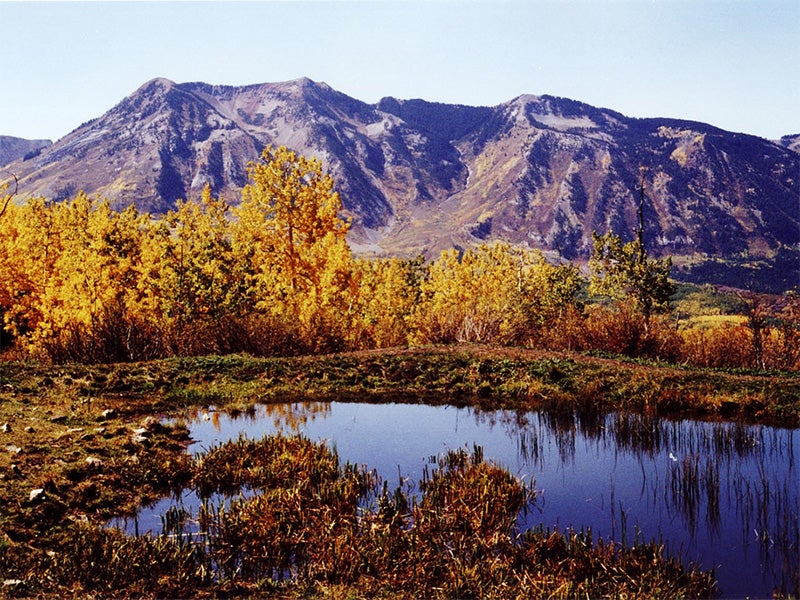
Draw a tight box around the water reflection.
[117,402,798,598]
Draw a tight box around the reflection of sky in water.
[116,402,799,599]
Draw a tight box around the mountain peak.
[136,77,177,94]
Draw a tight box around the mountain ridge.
[0,135,52,169]
[4,77,798,290]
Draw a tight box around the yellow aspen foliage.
[142,185,242,354]
[232,146,356,352]
[351,256,423,348]
[48,196,148,360]
[0,193,152,361]
[0,197,62,342]
[413,244,517,344]
[412,243,581,346]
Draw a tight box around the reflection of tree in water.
[614,417,796,597]
[469,408,548,467]
[258,401,332,432]
[191,401,333,433]
[487,409,578,465]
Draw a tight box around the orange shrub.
[680,324,754,369]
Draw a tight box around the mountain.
[5,77,799,291]
[0,136,51,168]
[779,133,800,154]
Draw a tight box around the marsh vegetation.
[119,401,798,598]
[0,348,797,597]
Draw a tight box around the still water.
[118,401,799,598]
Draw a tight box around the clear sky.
[1,0,798,142]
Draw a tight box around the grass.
[3,436,717,598]
[0,344,797,597]
[151,346,798,426]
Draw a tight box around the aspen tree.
[413,243,580,345]
[588,231,673,332]
[232,146,355,351]
[352,256,423,348]
[146,185,241,353]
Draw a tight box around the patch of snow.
[656,234,695,247]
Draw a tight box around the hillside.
[0,135,51,168]
[779,133,800,154]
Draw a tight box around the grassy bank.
[0,345,796,597]
[13,345,787,424]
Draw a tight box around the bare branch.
[0,171,19,220]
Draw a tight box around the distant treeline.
[0,147,797,370]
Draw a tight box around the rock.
[1,423,10,433]
[10,464,20,476]
[99,408,116,420]
[66,427,85,435]
[131,427,149,444]
[24,426,34,433]
[49,415,68,424]
[28,488,46,503]
[5,445,21,455]
[85,456,103,468]
[3,579,23,589]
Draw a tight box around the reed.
[168,438,720,596]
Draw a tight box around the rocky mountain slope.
[0,135,51,168]
[779,133,800,154]
[4,77,798,290]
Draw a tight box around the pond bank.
[166,346,800,427]
[3,345,797,425]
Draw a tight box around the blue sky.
[1,0,798,141]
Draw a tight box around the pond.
[114,401,799,598]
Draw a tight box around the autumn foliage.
[0,149,797,370]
